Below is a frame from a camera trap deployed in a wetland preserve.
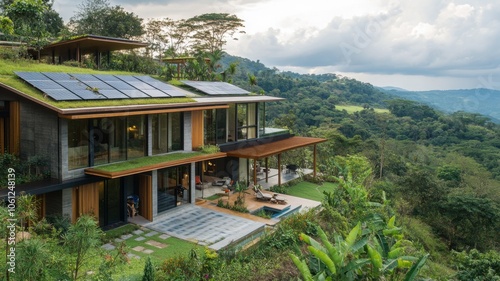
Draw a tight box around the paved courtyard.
[143,204,266,250]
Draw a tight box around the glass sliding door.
[98,179,123,227]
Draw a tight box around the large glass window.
[92,118,127,166]
[204,109,227,145]
[234,103,258,141]
[68,119,89,170]
[152,112,183,155]
[127,116,146,159]
[157,165,190,213]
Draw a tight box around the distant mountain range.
[379,87,500,123]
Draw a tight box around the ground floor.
[36,156,310,228]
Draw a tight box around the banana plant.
[291,222,370,281]
[291,218,429,281]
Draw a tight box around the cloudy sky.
[53,0,500,91]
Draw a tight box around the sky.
[52,0,500,91]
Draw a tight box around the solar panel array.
[15,72,188,101]
[181,81,250,96]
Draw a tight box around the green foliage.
[291,219,429,281]
[63,215,104,280]
[453,249,500,281]
[142,256,155,281]
[0,152,49,187]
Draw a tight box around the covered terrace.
[225,136,327,187]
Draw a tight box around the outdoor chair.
[271,194,287,205]
[253,186,272,201]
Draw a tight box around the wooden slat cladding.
[72,182,101,223]
[138,174,153,221]
[191,110,204,149]
[9,101,20,155]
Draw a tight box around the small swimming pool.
[251,205,301,219]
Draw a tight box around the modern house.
[0,40,325,228]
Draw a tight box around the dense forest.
[381,87,500,123]
[1,0,500,280]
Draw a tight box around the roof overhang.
[85,152,227,179]
[39,35,149,57]
[226,136,327,159]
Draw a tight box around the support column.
[313,144,317,178]
[253,158,257,185]
[152,170,158,218]
[190,163,196,204]
[278,154,282,186]
[265,157,269,183]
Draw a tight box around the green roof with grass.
[0,59,195,109]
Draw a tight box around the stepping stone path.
[146,240,167,249]
[143,249,154,254]
[145,231,158,237]
[135,236,146,241]
[114,238,123,243]
[127,253,141,260]
[101,243,115,250]
[132,230,144,235]
[159,234,170,240]
[120,234,133,240]
[132,246,145,252]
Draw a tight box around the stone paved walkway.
[144,205,265,250]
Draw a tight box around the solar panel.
[16,72,185,101]
[70,74,99,82]
[120,90,150,98]
[58,81,88,90]
[106,81,136,90]
[83,81,113,90]
[127,81,155,90]
[182,81,250,95]
[42,72,73,81]
[71,90,107,99]
[98,89,130,99]
[141,90,169,97]
[93,74,121,82]
[42,89,82,101]
[113,75,138,82]
[134,75,159,83]
[15,72,49,81]
[29,80,65,90]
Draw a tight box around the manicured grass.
[92,151,206,172]
[336,104,389,114]
[286,181,337,201]
[104,225,205,280]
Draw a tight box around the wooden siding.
[0,117,4,154]
[138,174,153,221]
[9,101,20,155]
[191,110,204,149]
[72,182,101,223]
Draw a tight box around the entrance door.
[99,179,123,227]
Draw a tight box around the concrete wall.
[183,112,192,152]
[20,101,60,179]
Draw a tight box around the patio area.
[194,167,313,199]
[129,185,321,250]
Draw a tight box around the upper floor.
[0,71,288,182]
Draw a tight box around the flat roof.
[39,34,149,57]
[225,136,327,159]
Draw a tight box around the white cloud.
[53,0,500,90]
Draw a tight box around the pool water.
[251,205,301,219]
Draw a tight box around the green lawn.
[103,224,205,280]
[335,104,389,114]
[286,181,337,201]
